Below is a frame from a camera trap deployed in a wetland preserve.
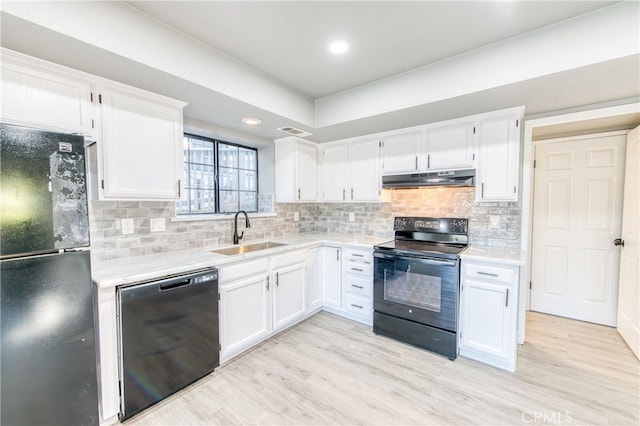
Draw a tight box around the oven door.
[373,251,459,332]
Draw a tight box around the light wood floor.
[126,312,639,425]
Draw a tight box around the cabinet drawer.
[344,248,372,264]
[344,275,372,297]
[344,261,372,277]
[464,262,515,284]
[220,258,269,283]
[344,293,372,317]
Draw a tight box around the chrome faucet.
[233,210,251,244]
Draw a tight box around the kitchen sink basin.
[210,241,287,256]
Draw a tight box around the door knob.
[614,238,625,247]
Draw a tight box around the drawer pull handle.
[351,268,363,272]
[352,254,364,258]
[477,271,499,277]
[351,284,364,289]
[351,303,363,309]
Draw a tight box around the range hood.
[382,169,475,189]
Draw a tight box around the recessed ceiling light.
[241,117,262,126]
[327,39,350,55]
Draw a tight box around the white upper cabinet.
[95,83,186,200]
[275,137,318,202]
[476,108,523,202]
[1,49,93,135]
[321,143,349,201]
[424,121,475,171]
[320,137,380,202]
[349,137,381,201]
[380,130,421,174]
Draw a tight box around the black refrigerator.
[0,123,99,425]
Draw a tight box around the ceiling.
[1,1,638,144]
[124,1,618,99]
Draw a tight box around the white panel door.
[617,126,640,358]
[531,133,626,326]
[321,143,348,201]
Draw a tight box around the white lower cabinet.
[272,251,307,331]
[341,248,374,325]
[219,258,271,362]
[96,286,119,423]
[321,246,342,309]
[459,259,519,372]
[306,248,323,312]
[219,250,307,363]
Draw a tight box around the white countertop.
[92,234,527,289]
[461,245,526,266]
[92,232,389,289]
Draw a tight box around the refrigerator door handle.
[64,247,90,253]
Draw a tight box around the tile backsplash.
[89,188,521,261]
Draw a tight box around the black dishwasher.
[116,268,219,421]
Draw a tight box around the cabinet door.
[98,85,184,200]
[1,56,92,135]
[306,248,323,312]
[476,116,519,202]
[273,263,306,331]
[321,143,348,201]
[459,278,516,371]
[350,138,380,201]
[381,131,421,174]
[219,274,271,361]
[296,142,317,201]
[322,246,342,308]
[425,123,475,170]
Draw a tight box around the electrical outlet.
[150,217,166,232]
[294,212,300,222]
[349,212,355,222]
[489,215,500,228]
[121,218,135,235]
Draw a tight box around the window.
[177,134,258,215]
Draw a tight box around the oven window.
[383,269,441,312]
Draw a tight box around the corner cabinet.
[94,83,186,200]
[1,48,93,136]
[475,109,523,202]
[459,258,520,372]
[275,137,317,202]
[321,246,342,310]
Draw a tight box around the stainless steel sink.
[210,241,287,256]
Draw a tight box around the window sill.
[171,212,277,222]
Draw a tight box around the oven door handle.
[373,252,458,267]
